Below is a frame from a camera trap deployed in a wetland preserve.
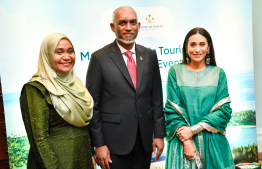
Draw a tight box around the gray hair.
[112,6,138,23]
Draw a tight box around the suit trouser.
[109,128,152,169]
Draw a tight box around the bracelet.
[190,124,202,135]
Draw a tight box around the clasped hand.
[177,126,193,142]
[183,140,197,160]
[177,126,196,160]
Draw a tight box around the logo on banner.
[146,14,154,24]
[100,7,173,37]
[140,13,164,32]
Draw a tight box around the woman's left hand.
[177,126,193,142]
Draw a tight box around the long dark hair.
[181,27,217,66]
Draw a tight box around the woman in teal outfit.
[164,28,235,169]
[20,33,95,168]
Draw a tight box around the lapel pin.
[140,56,143,60]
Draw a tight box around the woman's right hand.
[177,126,194,142]
[183,140,196,160]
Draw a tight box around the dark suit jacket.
[86,40,166,155]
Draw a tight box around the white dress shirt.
[116,42,137,65]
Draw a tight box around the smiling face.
[186,33,210,65]
[110,7,140,49]
[53,38,75,74]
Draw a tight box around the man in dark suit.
[86,6,166,169]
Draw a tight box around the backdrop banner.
[0,0,257,168]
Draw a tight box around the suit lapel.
[110,41,135,90]
[136,45,145,91]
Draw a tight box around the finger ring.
[191,158,194,160]
[176,133,180,137]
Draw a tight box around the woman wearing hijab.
[20,33,95,168]
[164,28,234,169]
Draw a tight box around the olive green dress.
[20,81,94,169]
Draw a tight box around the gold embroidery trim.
[196,133,203,169]
[210,97,231,113]
[167,99,190,142]
[167,126,181,142]
[168,99,202,168]
[168,99,190,125]
[198,97,230,136]
[199,122,226,136]
[167,97,230,168]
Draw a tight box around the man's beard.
[116,35,136,44]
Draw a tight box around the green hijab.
[31,33,93,127]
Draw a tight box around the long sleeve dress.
[164,64,235,169]
[20,81,94,169]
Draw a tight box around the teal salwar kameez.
[164,64,235,169]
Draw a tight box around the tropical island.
[227,110,256,127]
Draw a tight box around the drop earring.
[186,53,190,64]
[206,52,210,65]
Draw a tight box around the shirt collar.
[116,41,136,54]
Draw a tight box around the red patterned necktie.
[124,51,137,89]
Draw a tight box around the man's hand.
[95,145,112,169]
[152,138,164,161]
[183,139,197,160]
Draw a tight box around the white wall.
[252,0,262,152]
